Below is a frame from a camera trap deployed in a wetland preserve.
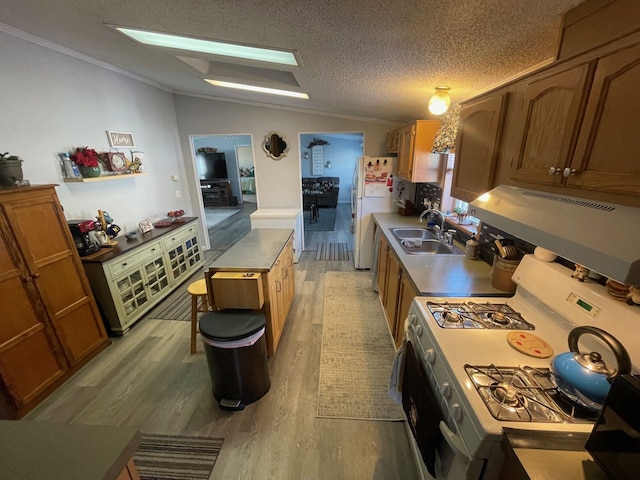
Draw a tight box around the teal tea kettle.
[551,326,632,411]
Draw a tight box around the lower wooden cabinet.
[265,236,295,355]
[395,273,419,348]
[0,185,109,419]
[83,221,203,335]
[376,234,418,347]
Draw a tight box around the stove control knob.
[440,382,452,398]
[450,403,463,422]
[409,314,417,326]
[425,348,435,364]
[414,325,423,337]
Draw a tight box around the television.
[199,152,228,180]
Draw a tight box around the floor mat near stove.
[317,271,404,421]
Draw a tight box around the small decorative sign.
[107,131,136,148]
[311,145,324,175]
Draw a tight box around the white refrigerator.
[351,156,396,269]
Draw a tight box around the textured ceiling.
[0,0,584,122]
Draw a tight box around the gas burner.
[487,312,509,326]
[465,365,597,423]
[490,382,527,409]
[442,311,464,324]
[426,301,535,330]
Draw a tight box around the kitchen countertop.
[373,213,509,297]
[0,420,140,480]
[208,228,293,271]
[501,429,609,480]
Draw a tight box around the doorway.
[191,134,254,236]
[299,132,364,253]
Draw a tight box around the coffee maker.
[68,220,101,256]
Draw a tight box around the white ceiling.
[1,0,584,123]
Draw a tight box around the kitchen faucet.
[419,209,445,237]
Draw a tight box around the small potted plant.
[70,147,101,178]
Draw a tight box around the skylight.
[115,27,299,66]
[204,79,309,99]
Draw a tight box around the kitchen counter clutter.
[81,217,203,335]
[373,212,506,297]
[206,229,295,356]
[0,420,141,480]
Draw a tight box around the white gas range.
[402,254,640,480]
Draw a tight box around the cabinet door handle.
[283,267,288,279]
[563,167,577,178]
[276,280,282,292]
[548,166,561,175]
[122,262,128,267]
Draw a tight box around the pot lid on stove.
[470,185,640,285]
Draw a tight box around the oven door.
[402,340,485,480]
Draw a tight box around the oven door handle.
[439,420,471,461]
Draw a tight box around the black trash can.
[199,310,270,410]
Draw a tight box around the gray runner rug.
[315,242,351,261]
[134,433,223,480]
[317,271,404,420]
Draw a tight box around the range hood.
[470,185,640,285]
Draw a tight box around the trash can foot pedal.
[220,398,244,411]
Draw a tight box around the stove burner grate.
[427,301,535,330]
[464,364,596,423]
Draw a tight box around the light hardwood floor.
[26,203,420,479]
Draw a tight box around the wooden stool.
[187,278,210,354]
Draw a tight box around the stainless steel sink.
[390,227,437,241]
[390,228,463,255]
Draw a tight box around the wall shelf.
[63,173,148,183]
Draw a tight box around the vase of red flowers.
[70,147,101,178]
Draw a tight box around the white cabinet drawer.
[162,223,197,249]
[107,241,163,277]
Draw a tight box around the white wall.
[0,30,189,234]
[173,94,398,224]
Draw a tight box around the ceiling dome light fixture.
[428,86,451,115]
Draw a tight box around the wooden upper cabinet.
[386,128,400,153]
[396,120,441,183]
[566,42,640,198]
[451,92,509,203]
[507,62,594,186]
[396,124,415,180]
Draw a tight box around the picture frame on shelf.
[59,152,80,178]
[138,219,154,234]
[107,152,129,173]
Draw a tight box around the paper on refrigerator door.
[364,158,392,197]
